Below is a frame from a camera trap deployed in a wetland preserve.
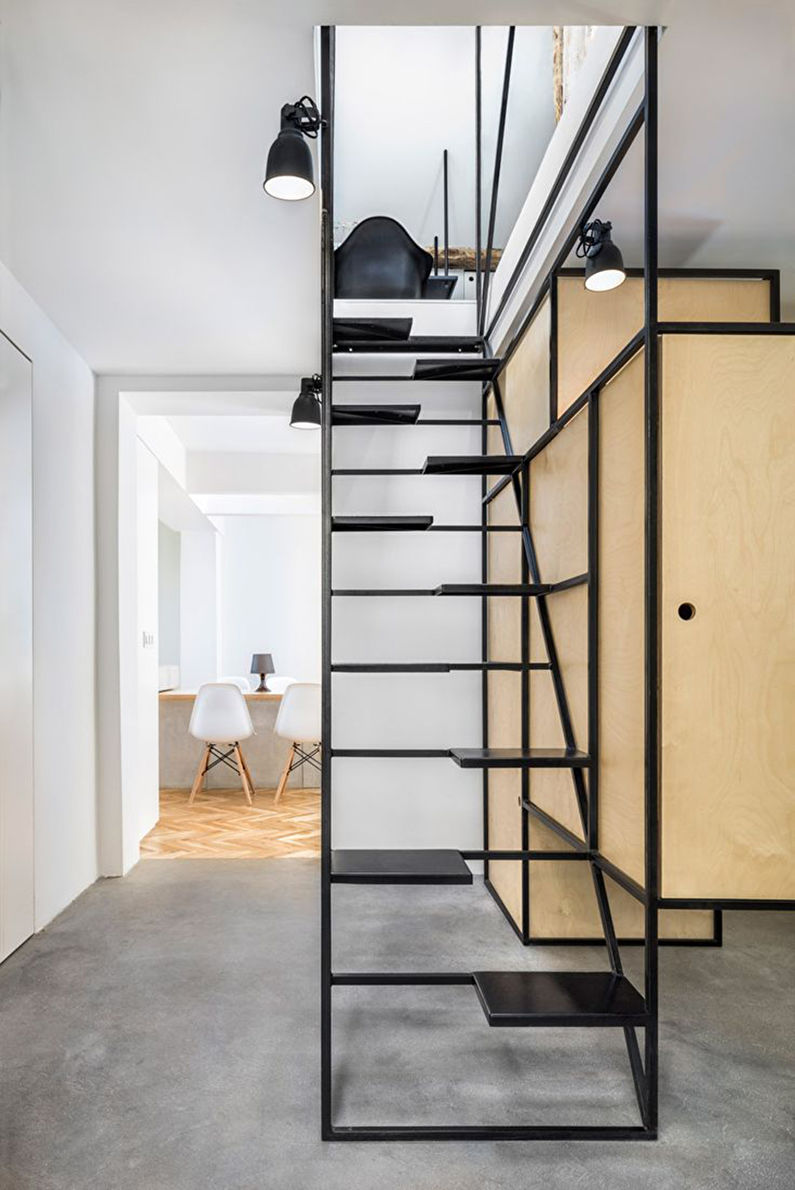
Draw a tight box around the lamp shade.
[263,128,315,201]
[290,377,321,429]
[584,228,626,292]
[250,653,275,676]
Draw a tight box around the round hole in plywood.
[677,602,696,621]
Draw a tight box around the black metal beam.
[659,898,795,911]
[475,26,483,320]
[319,24,335,1142]
[478,26,515,338]
[643,24,661,1135]
[486,26,638,341]
[587,390,599,852]
[327,1125,654,1142]
[658,321,795,334]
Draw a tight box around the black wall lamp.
[576,219,627,292]
[263,96,323,201]
[290,375,322,429]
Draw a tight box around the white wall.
[158,522,181,666]
[216,515,321,683]
[137,416,187,488]
[179,530,221,690]
[136,441,159,839]
[334,26,555,252]
[0,331,34,961]
[0,261,96,931]
[329,307,483,853]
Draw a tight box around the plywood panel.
[557,275,771,417]
[598,352,646,884]
[528,404,588,583]
[528,822,713,938]
[528,590,588,840]
[661,335,795,899]
[486,673,522,924]
[487,769,523,925]
[486,483,523,925]
[500,294,551,453]
[527,408,588,839]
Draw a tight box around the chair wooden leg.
[239,748,256,796]
[232,744,254,806]
[274,743,295,805]
[188,745,211,805]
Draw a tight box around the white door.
[0,331,34,962]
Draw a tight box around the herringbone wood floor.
[141,786,320,859]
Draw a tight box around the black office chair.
[335,216,434,300]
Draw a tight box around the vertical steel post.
[643,24,660,1136]
[481,385,490,877]
[443,148,450,276]
[319,24,335,1140]
[520,460,531,941]
[587,390,599,852]
[479,26,515,338]
[548,275,558,426]
[475,27,483,322]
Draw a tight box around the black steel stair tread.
[424,276,458,300]
[434,583,551,596]
[331,585,550,597]
[423,455,523,475]
[449,748,590,768]
[472,971,647,1027]
[332,516,434,532]
[333,317,413,343]
[334,335,484,354]
[331,849,472,885]
[413,358,501,380]
[332,404,421,425]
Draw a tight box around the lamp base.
[256,675,269,692]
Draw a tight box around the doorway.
[100,384,321,870]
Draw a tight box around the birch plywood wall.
[660,333,795,900]
[483,274,786,939]
[555,273,772,416]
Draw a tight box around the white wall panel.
[1,261,96,932]
[330,362,483,849]
[0,333,34,961]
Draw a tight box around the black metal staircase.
[320,23,660,1143]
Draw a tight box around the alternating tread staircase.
[326,316,645,1072]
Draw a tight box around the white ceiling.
[570,3,795,316]
[2,0,792,379]
[0,0,321,374]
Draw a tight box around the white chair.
[188,683,256,805]
[217,675,252,692]
[266,675,296,695]
[273,682,321,803]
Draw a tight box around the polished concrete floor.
[0,860,792,1190]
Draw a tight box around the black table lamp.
[250,653,275,692]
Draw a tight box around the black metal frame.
[319,21,791,1144]
[283,742,322,779]
[198,743,246,778]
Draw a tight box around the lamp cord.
[288,96,322,138]
[576,218,611,259]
